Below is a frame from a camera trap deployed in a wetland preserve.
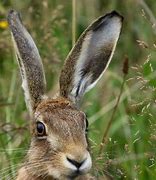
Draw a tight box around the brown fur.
[18,97,90,179]
[7,9,123,180]
[17,167,95,180]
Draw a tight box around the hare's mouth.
[67,169,83,179]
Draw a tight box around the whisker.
[0,164,19,179]
[0,147,26,151]
[0,163,20,172]
[1,170,17,180]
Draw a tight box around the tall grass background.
[0,0,156,179]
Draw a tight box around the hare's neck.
[16,167,55,180]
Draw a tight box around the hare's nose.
[66,157,85,169]
[64,152,92,172]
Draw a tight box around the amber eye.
[36,122,46,136]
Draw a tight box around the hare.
[7,9,123,180]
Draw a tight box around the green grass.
[0,0,156,179]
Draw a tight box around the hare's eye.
[36,122,46,136]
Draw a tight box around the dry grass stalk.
[72,0,76,46]
[98,57,129,156]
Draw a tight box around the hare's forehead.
[34,108,86,128]
[34,109,86,140]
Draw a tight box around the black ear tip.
[8,9,18,18]
[8,9,15,14]
[7,9,21,25]
[110,10,124,21]
[110,10,120,16]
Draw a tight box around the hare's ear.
[7,10,46,115]
[60,11,123,105]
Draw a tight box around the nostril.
[67,157,85,169]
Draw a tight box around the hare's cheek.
[47,167,62,179]
[47,134,61,150]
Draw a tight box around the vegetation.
[0,0,156,179]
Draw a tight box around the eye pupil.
[36,122,46,136]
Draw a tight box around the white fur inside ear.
[71,73,93,98]
[70,33,92,99]
[21,77,33,114]
[70,16,122,100]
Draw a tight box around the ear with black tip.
[7,10,46,115]
[59,11,123,105]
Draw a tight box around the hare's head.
[8,10,123,179]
